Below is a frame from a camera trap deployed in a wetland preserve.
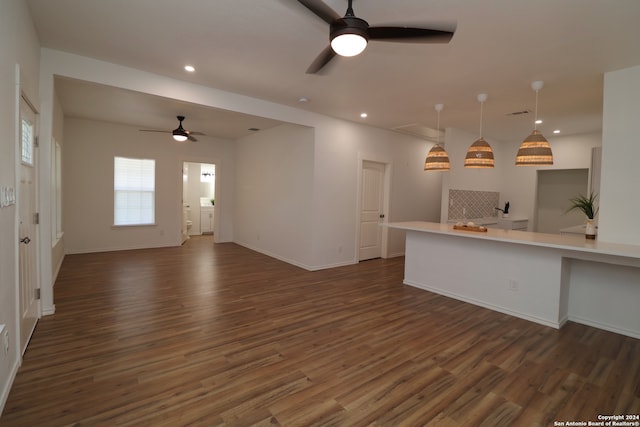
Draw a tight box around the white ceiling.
[27,0,640,142]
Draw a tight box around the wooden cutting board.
[453,224,488,232]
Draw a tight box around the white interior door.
[18,95,40,354]
[359,161,385,261]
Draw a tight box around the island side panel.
[403,230,566,328]
[567,259,640,338]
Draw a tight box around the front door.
[18,95,40,355]
[359,161,385,261]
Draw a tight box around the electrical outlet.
[508,279,519,292]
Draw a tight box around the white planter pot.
[585,218,596,240]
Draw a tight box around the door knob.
[379,214,385,219]
[20,236,31,244]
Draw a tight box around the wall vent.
[505,109,531,116]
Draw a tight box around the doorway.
[182,162,216,241]
[535,168,589,233]
[18,93,41,355]
[358,160,389,261]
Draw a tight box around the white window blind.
[114,157,155,226]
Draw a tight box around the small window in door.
[21,118,34,166]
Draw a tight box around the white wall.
[235,124,316,268]
[0,0,41,414]
[309,119,443,268]
[51,91,65,281]
[599,65,640,245]
[233,119,443,270]
[62,118,235,253]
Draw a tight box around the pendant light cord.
[479,100,484,137]
[534,89,539,130]
[437,109,441,144]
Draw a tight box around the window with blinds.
[114,156,155,226]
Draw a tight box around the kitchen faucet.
[495,201,510,215]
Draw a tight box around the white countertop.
[447,216,528,225]
[386,221,640,260]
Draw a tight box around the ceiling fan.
[139,116,205,142]
[298,0,456,74]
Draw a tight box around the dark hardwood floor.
[1,235,639,426]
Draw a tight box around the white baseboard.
[65,242,179,255]
[386,251,405,258]
[52,253,64,284]
[42,305,56,316]
[404,279,562,330]
[0,357,20,417]
[568,314,640,339]
[235,242,354,272]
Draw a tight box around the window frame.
[113,156,156,227]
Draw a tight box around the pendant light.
[424,104,450,171]
[516,81,554,166]
[464,93,494,168]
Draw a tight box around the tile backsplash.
[448,189,500,220]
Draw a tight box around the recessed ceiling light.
[184,65,195,72]
[553,129,561,134]
[535,119,543,124]
[360,113,368,118]
[298,97,309,103]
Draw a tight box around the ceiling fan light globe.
[330,16,369,57]
[331,33,367,57]
[172,133,188,142]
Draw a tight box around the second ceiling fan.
[139,116,205,142]
[298,0,456,74]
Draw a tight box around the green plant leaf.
[565,192,598,219]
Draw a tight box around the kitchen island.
[386,221,640,338]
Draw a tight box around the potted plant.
[566,192,598,239]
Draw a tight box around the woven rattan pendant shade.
[516,81,553,166]
[515,130,553,165]
[464,94,494,168]
[424,144,450,171]
[464,137,495,168]
[424,104,450,171]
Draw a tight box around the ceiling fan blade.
[297,0,341,25]
[139,129,171,133]
[306,45,337,74]
[368,26,455,43]
[189,131,206,136]
[188,135,198,142]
